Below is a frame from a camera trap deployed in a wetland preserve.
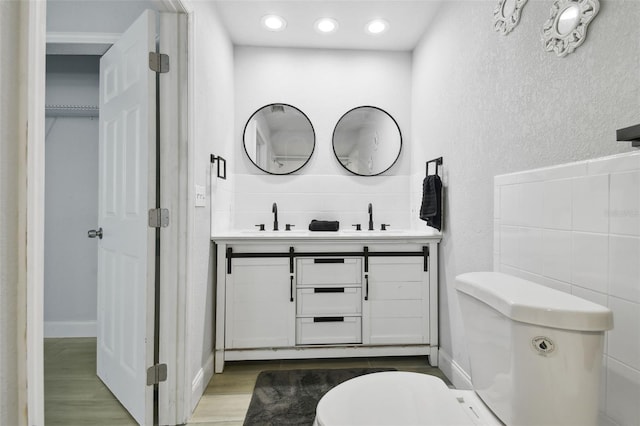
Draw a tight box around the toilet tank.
[455,272,613,426]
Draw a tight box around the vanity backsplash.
[232,174,412,232]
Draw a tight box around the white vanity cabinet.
[212,232,440,373]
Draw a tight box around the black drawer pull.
[314,258,345,264]
[314,287,345,293]
[313,316,345,323]
[290,276,294,302]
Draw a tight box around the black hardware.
[423,246,429,271]
[314,258,345,264]
[272,202,278,231]
[364,274,369,301]
[368,203,374,231]
[314,287,345,293]
[255,224,265,231]
[226,247,233,274]
[285,224,295,231]
[426,156,443,176]
[290,276,294,302]
[363,246,369,273]
[210,154,227,180]
[289,247,295,274]
[352,224,361,231]
[87,227,103,239]
[380,224,390,231]
[313,317,344,323]
[617,124,640,147]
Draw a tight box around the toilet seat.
[314,372,502,426]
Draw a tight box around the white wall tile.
[520,182,544,228]
[494,220,500,255]
[500,226,521,267]
[608,297,640,371]
[609,235,640,303]
[500,184,521,226]
[606,357,640,426]
[543,178,572,230]
[537,276,572,294]
[572,174,609,233]
[519,227,543,274]
[542,230,572,283]
[588,152,640,175]
[609,171,640,236]
[572,232,609,294]
[494,186,500,220]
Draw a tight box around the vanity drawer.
[297,287,362,316]
[297,258,362,286]
[296,316,362,345]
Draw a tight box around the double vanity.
[212,230,441,373]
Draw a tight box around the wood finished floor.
[45,338,450,425]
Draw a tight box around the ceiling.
[213,1,443,51]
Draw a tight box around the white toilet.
[314,271,613,426]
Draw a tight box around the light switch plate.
[195,184,206,207]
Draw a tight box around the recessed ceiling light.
[315,18,339,34]
[262,15,286,31]
[366,19,389,35]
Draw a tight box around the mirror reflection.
[243,103,315,174]
[332,106,402,176]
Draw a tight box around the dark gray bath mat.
[243,367,396,426]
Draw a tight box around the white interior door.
[96,10,156,425]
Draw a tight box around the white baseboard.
[44,321,96,338]
[190,352,215,414]
[438,348,473,390]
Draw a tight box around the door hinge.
[149,52,170,73]
[148,208,170,228]
[146,363,167,385]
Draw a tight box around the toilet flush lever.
[88,227,103,239]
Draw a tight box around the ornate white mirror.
[542,0,600,57]
[243,103,315,175]
[332,106,402,176]
[493,0,528,35]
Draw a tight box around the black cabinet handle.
[364,274,369,301]
[314,287,345,293]
[313,317,344,323]
[314,258,345,264]
[290,276,294,302]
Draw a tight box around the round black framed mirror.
[332,106,402,176]
[243,103,315,175]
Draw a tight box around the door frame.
[27,1,192,425]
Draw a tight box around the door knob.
[88,228,103,239]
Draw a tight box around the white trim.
[46,31,121,45]
[190,353,214,414]
[44,321,96,338]
[438,348,473,390]
[25,1,47,425]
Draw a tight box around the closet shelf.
[45,104,99,117]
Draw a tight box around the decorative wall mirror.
[493,0,529,35]
[243,103,315,175]
[542,0,600,57]
[332,106,402,176]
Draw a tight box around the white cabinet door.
[364,257,429,345]
[225,258,295,349]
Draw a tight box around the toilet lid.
[315,372,479,426]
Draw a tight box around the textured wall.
[0,2,22,423]
[411,0,639,383]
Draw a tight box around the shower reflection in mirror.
[243,103,315,175]
[333,106,402,176]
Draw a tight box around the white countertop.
[211,229,442,243]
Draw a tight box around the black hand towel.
[308,220,340,232]
[419,175,442,231]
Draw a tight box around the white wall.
[184,0,235,413]
[233,47,412,231]
[411,0,639,401]
[44,55,100,337]
[495,152,640,425]
[0,1,23,423]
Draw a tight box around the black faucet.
[368,203,374,231]
[272,202,279,231]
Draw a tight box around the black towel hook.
[426,157,443,177]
